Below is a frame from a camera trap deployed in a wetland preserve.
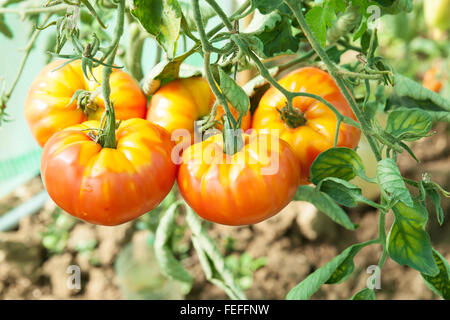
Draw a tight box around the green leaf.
[154,203,193,291]
[130,0,182,60]
[287,244,361,300]
[294,186,357,230]
[310,147,365,185]
[318,178,364,208]
[326,243,364,284]
[387,202,439,276]
[244,10,282,35]
[218,67,249,116]
[392,73,450,113]
[305,6,336,47]
[386,108,432,142]
[179,0,215,32]
[252,0,283,14]
[421,249,450,300]
[254,16,299,57]
[421,182,445,225]
[376,158,413,207]
[0,15,13,39]
[350,288,376,300]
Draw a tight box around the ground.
[0,123,449,300]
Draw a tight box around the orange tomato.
[422,67,444,93]
[146,77,251,146]
[25,60,147,147]
[41,118,176,226]
[252,67,361,185]
[177,132,300,225]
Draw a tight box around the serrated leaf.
[318,178,364,208]
[386,108,432,142]
[310,147,365,185]
[254,16,299,57]
[242,67,279,97]
[421,181,445,225]
[326,243,364,284]
[376,158,413,207]
[392,73,450,113]
[294,186,357,230]
[218,67,249,116]
[287,244,361,300]
[130,0,181,60]
[305,6,336,47]
[252,0,283,14]
[387,202,439,276]
[154,203,193,291]
[244,10,282,34]
[421,249,450,300]
[179,0,215,32]
[350,288,376,300]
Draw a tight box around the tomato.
[422,67,444,93]
[177,132,300,225]
[146,77,251,146]
[41,118,176,226]
[252,67,361,185]
[25,60,147,147]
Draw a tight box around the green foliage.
[421,249,450,300]
[225,253,267,290]
[386,108,433,142]
[41,209,77,254]
[350,288,376,300]
[376,158,413,207]
[310,147,366,185]
[130,0,182,59]
[387,202,439,276]
[294,186,357,230]
[218,67,249,116]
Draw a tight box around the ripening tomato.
[177,132,300,225]
[252,67,361,185]
[25,60,147,147]
[41,118,176,226]
[422,67,444,93]
[146,77,251,145]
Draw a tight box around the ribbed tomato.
[146,77,251,145]
[252,67,361,185]
[41,118,176,226]
[177,133,300,225]
[25,60,147,147]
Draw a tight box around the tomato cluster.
[27,61,360,226]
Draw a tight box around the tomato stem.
[97,0,125,149]
[278,106,307,128]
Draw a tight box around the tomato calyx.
[278,106,307,128]
[70,89,99,116]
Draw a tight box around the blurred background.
[0,0,449,299]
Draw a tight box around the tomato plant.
[25,59,147,147]
[1,0,449,303]
[41,118,176,226]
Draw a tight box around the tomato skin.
[41,118,176,226]
[25,60,147,147]
[177,133,300,226]
[252,67,361,185]
[146,77,251,145]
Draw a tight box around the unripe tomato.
[25,60,147,147]
[41,118,176,226]
[252,67,361,185]
[146,77,251,145]
[177,132,300,225]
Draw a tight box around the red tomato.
[252,67,361,184]
[41,118,176,226]
[177,132,300,225]
[25,60,147,147]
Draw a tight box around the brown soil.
[0,124,449,300]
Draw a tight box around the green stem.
[99,0,125,149]
[0,4,67,16]
[125,21,145,81]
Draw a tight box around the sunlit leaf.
[218,67,249,116]
[386,108,432,142]
[376,158,413,206]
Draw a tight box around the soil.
[0,124,449,300]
